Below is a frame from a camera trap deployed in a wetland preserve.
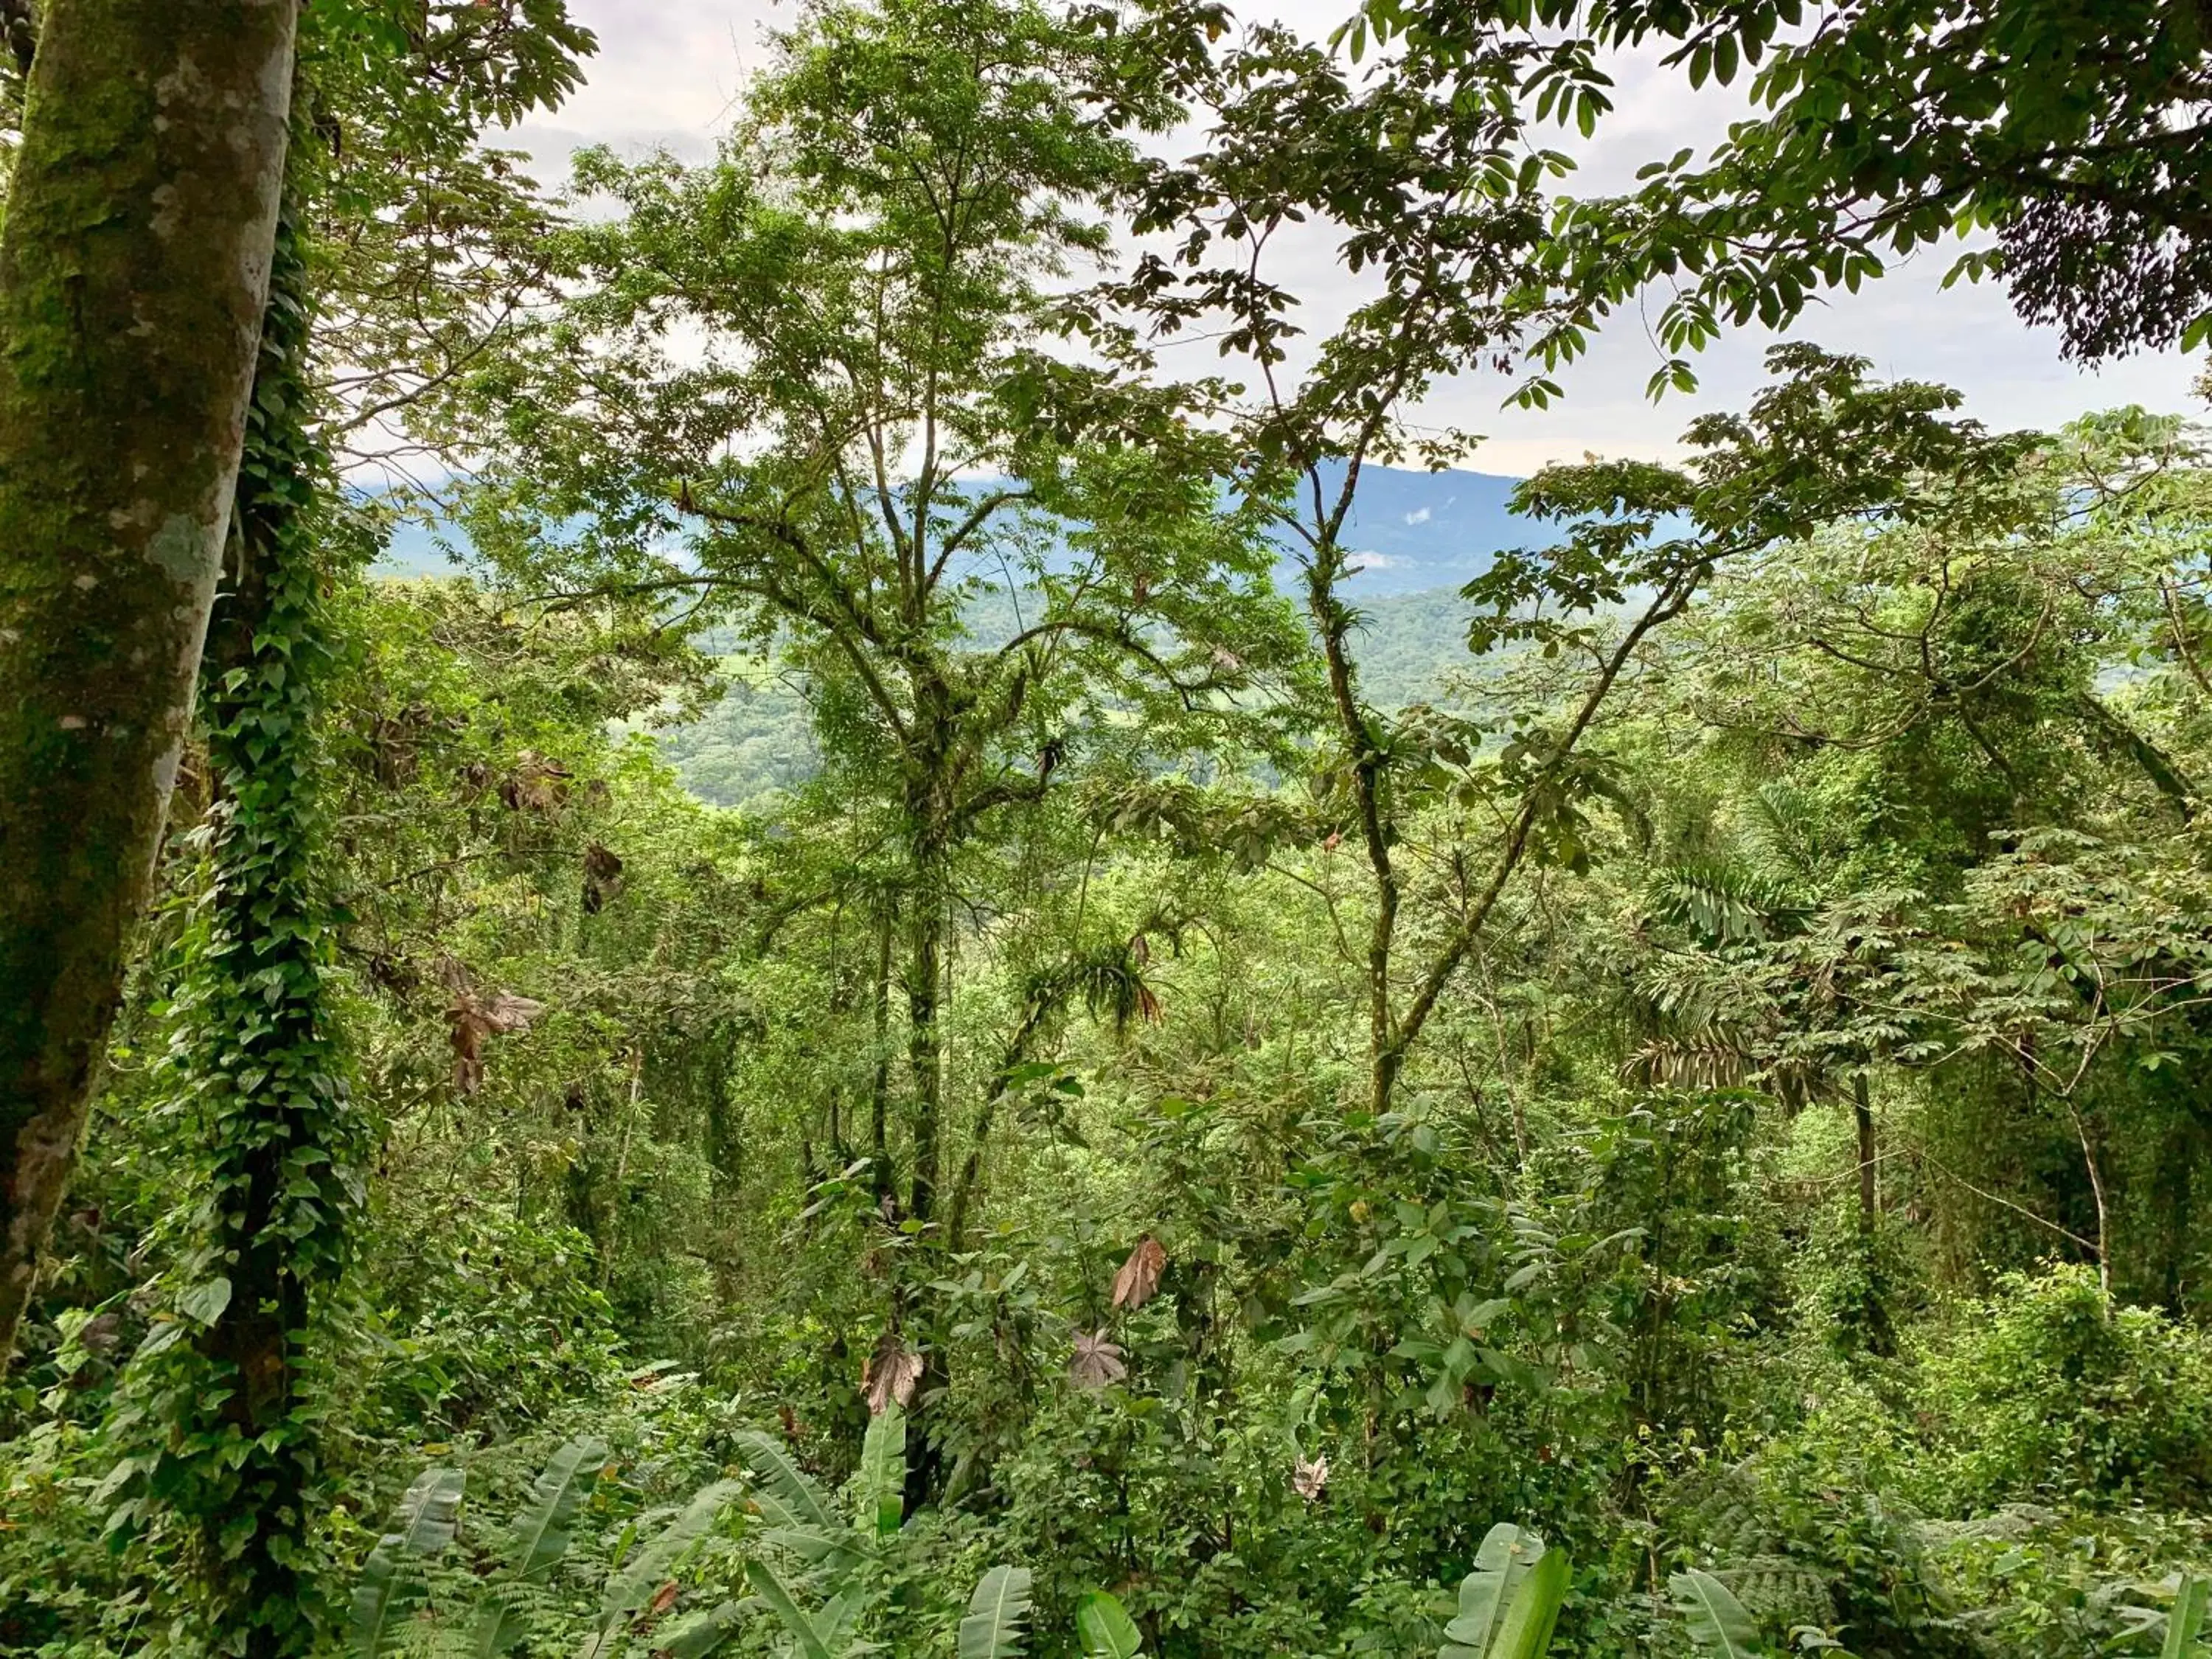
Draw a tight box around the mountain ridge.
[374,462,1533,599]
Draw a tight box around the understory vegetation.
[8,0,2212,1655]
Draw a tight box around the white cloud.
[1403,507,1432,525]
[514,1,2204,474]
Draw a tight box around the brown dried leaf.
[1069,1329,1126,1390]
[863,1335,922,1415]
[481,992,545,1034]
[583,841,625,914]
[1293,1454,1329,1502]
[499,751,572,814]
[445,987,546,1093]
[1110,1236,1166,1311]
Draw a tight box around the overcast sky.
[513,0,2205,476]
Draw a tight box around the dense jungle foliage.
[10,0,2212,1656]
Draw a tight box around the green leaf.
[746,1559,837,1659]
[1673,1568,1762,1658]
[1492,1545,1568,1659]
[1076,1590,1144,1659]
[1443,1523,1545,1656]
[597,1481,741,1628]
[349,1467,465,1659]
[959,1565,1034,1659]
[470,1587,543,1659]
[510,1436,608,1579]
[176,1277,232,1326]
[761,1523,874,1566]
[657,1600,748,1658]
[736,1429,838,1530]
[855,1405,906,1535]
[473,1439,608,1656]
[2165,1573,2211,1659]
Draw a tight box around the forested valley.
[8,1,2212,1655]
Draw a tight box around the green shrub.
[1916,1266,2212,1512]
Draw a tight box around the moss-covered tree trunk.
[0,0,298,1364]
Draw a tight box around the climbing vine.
[100,181,369,1655]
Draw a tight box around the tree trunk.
[0,0,299,1366]
[1853,1071,1878,1233]
[904,888,945,1225]
[869,900,895,1206]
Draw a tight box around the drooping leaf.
[470,1586,541,1659]
[855,1403,907,1534]
[1069,1330,1126,1389]
[655,1600,748,1659]
[1076,1590,1144,1659]
[958,1565,1034,1659]
[813,1588,872,1655]
[1110,1237,1166,1310]
[734,1429,838,1529]
[863,1332,922,1415]
[1673,1568,1762,1659]
[1442,1523,1545,1657]
[760,1523,872,1565]
[349,1466,465,1659]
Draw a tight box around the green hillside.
[652,587,1481,807]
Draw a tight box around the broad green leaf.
[472,1586,540,1659]
[2165,1574,2211,1659]
[510,1436,608,1579]
[598,1481,741,1628]
[762,1523,874,1567]
[736,1429,838,1530]
[1443,1523,1545,1656]
[855,1405,906,1535]
[1673,1568,1761,1658]
[959,1565,1034,1659]
[814,1587,872,1654]
[747,1559,837,1659]
[1076,1590,1144,1659]
[1491,1545,1568,1659]
[349,1467,465,1659]
[657,1600,748,1658]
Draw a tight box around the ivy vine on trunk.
[104,185,366,1659]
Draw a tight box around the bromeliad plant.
[348,1408,1034,1658]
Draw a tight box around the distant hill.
[1296,460,1527,596]
[370,462,1534,596]
[378,463,1524,807]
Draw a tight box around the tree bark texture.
[0,0,299,1364]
